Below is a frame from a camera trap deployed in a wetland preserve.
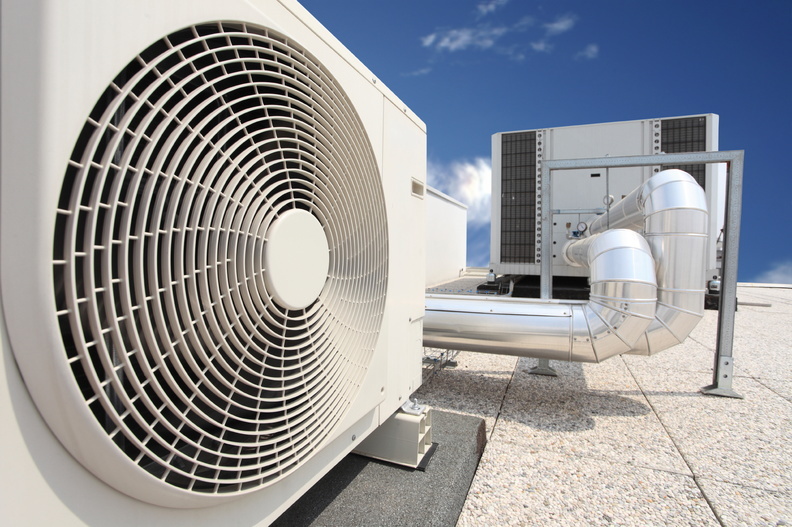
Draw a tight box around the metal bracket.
[701,355,743,399]
[401,398,428,416]
[529,358,558,377]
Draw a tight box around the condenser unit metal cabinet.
[0,0,426,524]
[490,114,725,283]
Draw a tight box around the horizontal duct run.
[424,169,708,362]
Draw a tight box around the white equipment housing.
[1,0,426,524]
[490,114,725,283]
[425,187,468,288]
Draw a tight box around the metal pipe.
[588,169,709,355]
[423,169,708,362]
[424,229,657,362]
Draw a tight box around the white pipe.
[423,169,708,362]
[424,229,657,362]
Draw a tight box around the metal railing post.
[702,152,744,398]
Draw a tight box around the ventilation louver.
[51,21,387,500]
[660,116,708,189]
[499,131,538,264]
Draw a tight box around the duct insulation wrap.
[587,169,709,355]
[424,229,657,362]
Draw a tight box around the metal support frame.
[542,151,744,398]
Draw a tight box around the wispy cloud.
[429,158,493,266]
[404,67,432,77]
[530,40,552,53]
[754,260,792,284]
[421,33,437,48]
[467,222,491,267]
[422,26,509,52]
[420,17,533,58]
[544,14,577,36]
[514,16,535,29]
[477,0,509,17]
[417,10,580,68]
[575,43,599,59]
[428,158,492,226]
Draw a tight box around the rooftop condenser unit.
[490,115,725,286]
[1,0,426,524]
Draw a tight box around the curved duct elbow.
[588,169,709,355]
[566,229,658,361]
[424,229,657,363]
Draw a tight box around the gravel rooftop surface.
[415,283,792,527]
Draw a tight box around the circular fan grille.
[52,22,387,497]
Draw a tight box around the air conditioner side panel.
[381,99,427,415]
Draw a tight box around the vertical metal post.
[702,153,744,398]
[539,165,553,299]
[605,168,611,230]
[530,164,558,377]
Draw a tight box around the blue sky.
[300,0,792,283]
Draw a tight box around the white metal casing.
[354,403,433,468]
[1,0,425,523]
[425,187,468,287]
[490,114,725,282]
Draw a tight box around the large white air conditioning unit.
[0,0,426,524]
[490,114,725,284]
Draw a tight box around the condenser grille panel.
[51,22,387,497]
[500,131,537,263]
[661,116,707,188]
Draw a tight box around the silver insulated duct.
[588,169,709,354]
[424,229,658,362]
[424,169,708,362]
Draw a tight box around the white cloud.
[530,40,552,53]
[505,47,527,61]
[515,16,535,29]
[422,26,509,52]
[477,0,509,17]
[404,67,432,77]
[575,43,599,59]
[421,33,437,47]
[419,11,577,61]
[467,223,491,267]
[428,158,492,226]
[754,261,792,284]
[544,14,577,36]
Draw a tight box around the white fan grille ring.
[51,22,387,497]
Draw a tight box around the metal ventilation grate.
[500,131,537,264]
[52,22,387,496]
[661,116,707,189]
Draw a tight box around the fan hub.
[264,209,330,310]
